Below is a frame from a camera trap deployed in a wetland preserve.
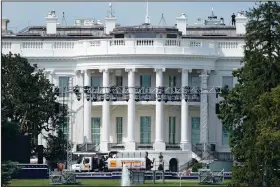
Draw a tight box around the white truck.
[71,156,147,172]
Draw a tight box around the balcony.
[1,38,245,58]
[74,86,201,103]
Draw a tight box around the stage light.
[125,94,129,102]
[73,85,81,101]
[163,94,168,103]
[157,94,162,102]
[112,94,117,102]
[100,94,104,101]
[145,94,150,102]
[92,94,97,102]
[105,94,110,101]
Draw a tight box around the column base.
[100,142,110,152]
[154,141,166,151]
[180,142,192,151]
[125,141,136,151]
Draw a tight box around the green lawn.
[10,179,231,186]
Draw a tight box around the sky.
[3,2,257,33]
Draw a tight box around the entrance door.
[169,158,178,172]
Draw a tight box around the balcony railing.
[109,143,125,151]
[166,143,182,150]
[136,142,154,150]
[1,38,245,58]
[71,86,204,102]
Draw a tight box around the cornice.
[23,54,243,62]
[74,54,220,61]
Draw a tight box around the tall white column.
[199,69,210,151]
[100,68,110,152]
[74,70,84,144]
[154,68,166,151]
[125,68,136,150]
[83,69,92,143]
[180,69,192,151]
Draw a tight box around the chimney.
[45,10,58,35]
[176,13,187,35]
[235,10,248,35]
[2,18,10,32]
[104,3,117,35]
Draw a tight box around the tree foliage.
[44,129,68,170]
[1,161,22,187]
[1,53,67,152]
[218,2,280,186]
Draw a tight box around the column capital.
[125,68,137,73]
[154,68,166,73]
[178,69,192,73]
[99,68,109,73]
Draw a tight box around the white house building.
[1,6,248,172]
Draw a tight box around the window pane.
[116,117,123,144]
[222,127,229,145]
[91,118,101,144]
[169,76,177,87]
[191,117,200,146]
[116,76,123,87]
[59,117,69,140]
[140,116,151,144]
[91,76,101,87]
[59,77,69,97]
[140,75,151,88]
[169,117,176,144]
[222,76,233,88]
[191,76,200,87]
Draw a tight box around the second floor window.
[59,76,69,97]
[169,76,177,87]
[140,75,151,88]
[191,76,200,87]
[116,76,123,87]
[222,76,233,89]
[91,76,101,87]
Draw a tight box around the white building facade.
[1,8,248,171]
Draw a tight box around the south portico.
[73,67,212,152]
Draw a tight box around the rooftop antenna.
[159,13,166,26]
[145,1,150,24]
[61,12,67,26]
[211,5,214,17]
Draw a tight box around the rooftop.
[2,5,247,39]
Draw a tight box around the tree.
[253,86,280,187]
[1,53,67,152]
[44,129,68,170]
[218,2,280,186]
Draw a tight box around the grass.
[10,179,231,186]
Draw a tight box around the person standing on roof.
[231,13,236,26]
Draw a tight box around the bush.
[1,161,22,187]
